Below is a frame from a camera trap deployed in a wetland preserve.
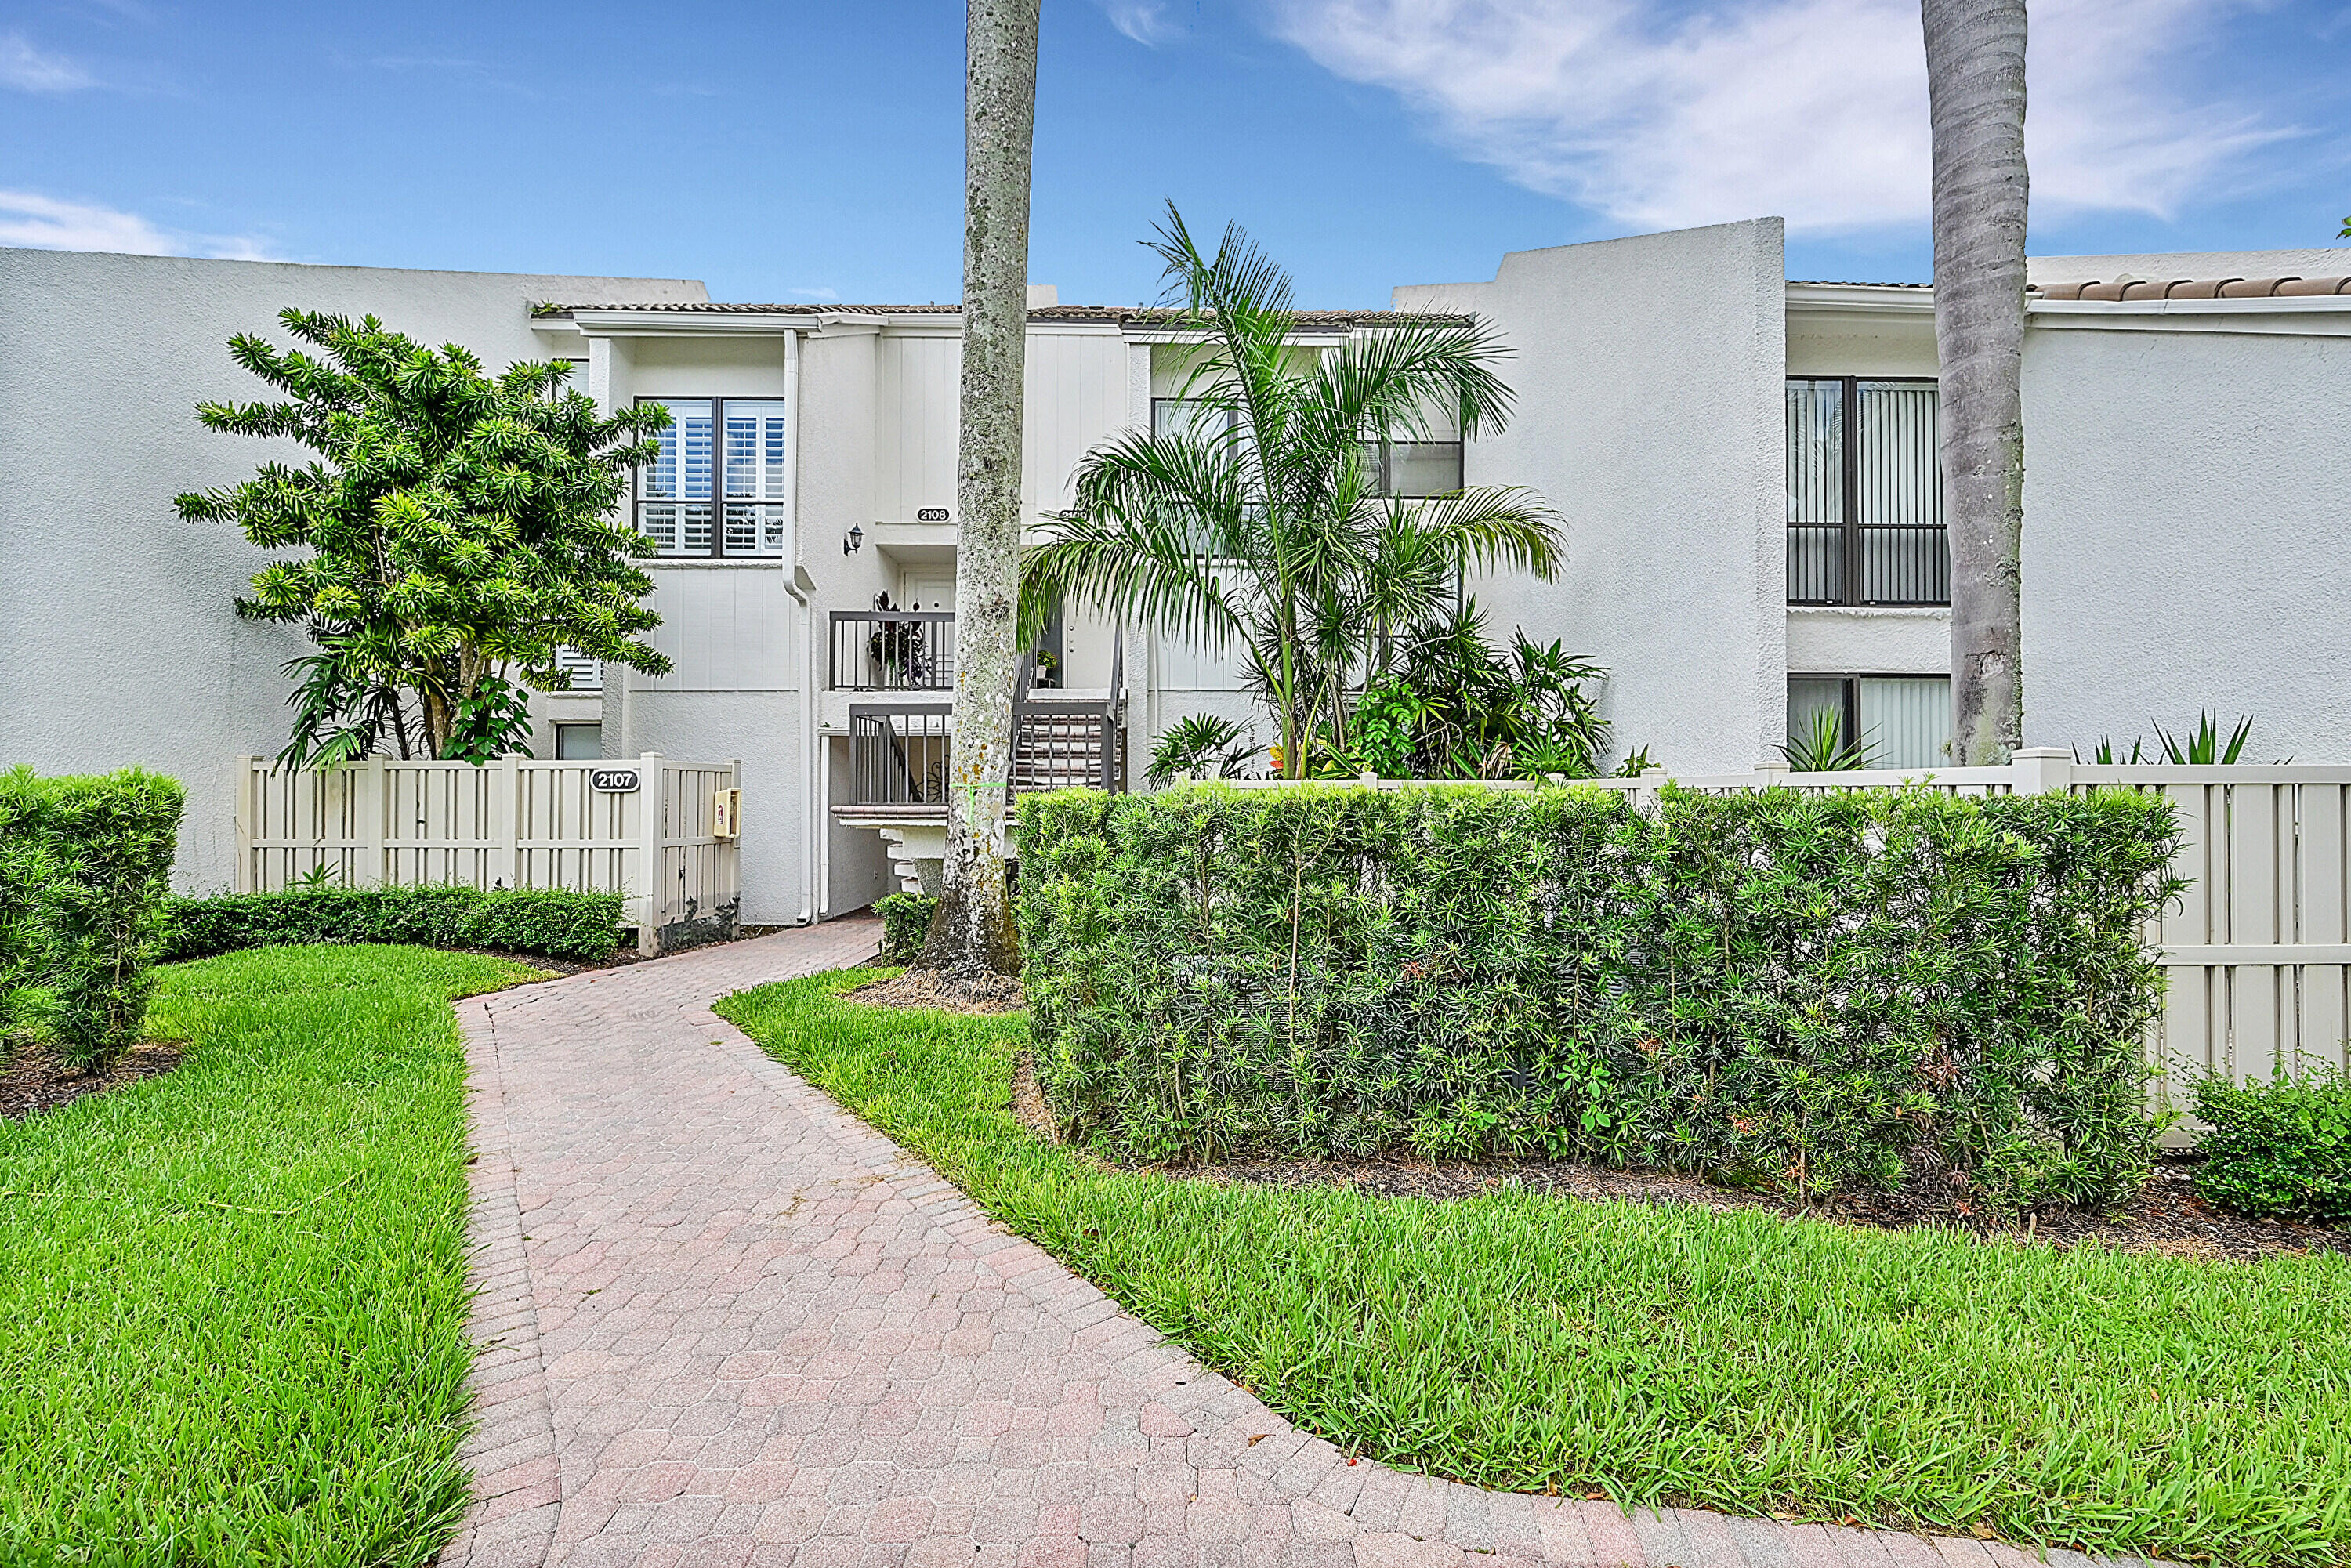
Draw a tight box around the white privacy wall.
[2020,308,2351,760]
[0,248,706,893]
[1394,220,1790,773]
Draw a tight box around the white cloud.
[1269,0,2284,232]
[0,31,94,92]
[788,285,842,301]
[0,189,277,259]
[1101,0,1179,45]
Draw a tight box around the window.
[1786,378,1945,606]
[1788,675,1951,770]
[553,722,603,760]
[636,397,788,557]
[1364,440,1463,498]
[1152,397,1237,441]
[552,646,600,692]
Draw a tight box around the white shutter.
[723,400,789,556]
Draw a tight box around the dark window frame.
[1786,375,1944,607]
[634,395,788,559]
[1786,671,1952,759]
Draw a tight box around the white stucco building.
[4,220,2346,927]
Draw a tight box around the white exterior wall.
[0,247,706,893]
[2021,307,2351,759]
[1395,220,1790,773]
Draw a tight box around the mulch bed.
[1171,1150,2348,1262]
[991,1052,2342,1263]
[846,969,1027,1016]
[2,1041,183,1122]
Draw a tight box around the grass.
[718,969,2351,1568]
[0,943,542,1568]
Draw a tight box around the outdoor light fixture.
[843,523,864,556]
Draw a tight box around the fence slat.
[234,754,735,956]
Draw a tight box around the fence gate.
[237,753,742,955]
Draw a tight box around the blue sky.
[2,0,2346,307]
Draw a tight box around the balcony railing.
[830,610,955,691]
[845,636,1128,807]
[1787,523,1950,607]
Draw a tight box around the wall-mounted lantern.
[843,523,864,556]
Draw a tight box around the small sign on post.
[590,766,641,794]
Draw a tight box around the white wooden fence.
[235,754,742,955]
[1249,748,2351,1105]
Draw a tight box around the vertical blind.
[1858,676,1951,770]
[1784,379,1945,604]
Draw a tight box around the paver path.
[438,921,2159,1568]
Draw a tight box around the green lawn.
[0,943,540,1568]
[719,969,2351,1568]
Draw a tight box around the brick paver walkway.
[437,920,2160,1568]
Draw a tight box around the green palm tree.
[1020,205,1563,780]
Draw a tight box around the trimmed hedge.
[875,892,938,963]
[0,767,187,1070]
[2190,1066,2351,1222]
[163,885,625,964]
[1019,782,2183,1208]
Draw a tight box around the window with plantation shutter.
[636,396,788,558]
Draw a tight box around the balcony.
[830,609,955,691]
[1787,523,1949,607]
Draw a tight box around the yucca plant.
[1781,707,1875,772]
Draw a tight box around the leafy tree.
[1022,205,1562,780]
[176,310,673,764]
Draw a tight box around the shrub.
[2190,1066,2351,1222]
[163,885,625,964]
[875,893,938,963]
[1018,781,2182,1208]
[5,770,187,1071]
[0,770,54,1036]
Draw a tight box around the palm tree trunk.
[1924,0,2028,764]
[919,0,1038,980]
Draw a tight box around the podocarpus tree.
[1924,0,2029,764]
[918,0,1041,983]
[176,310,675,765]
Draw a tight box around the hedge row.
[161,885,626,964]
[2190,1066,2351,1222]
[875,893,938,963]
[1018,782,2183,1209]
[1,767,187,1071]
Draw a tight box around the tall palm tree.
[1923,0,2029,763]
[1021,206,1563,780]
[918,0,1038,981]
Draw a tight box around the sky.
[2,0,2346,308]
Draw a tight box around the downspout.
[780,328,820,925]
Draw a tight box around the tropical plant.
[175,312,673,766]
[2082,712,2256,766]
[1342,604,1608,780]
[1021,205,1563,780]
[1609,746,1657,778]
[1147,714,1259,788]
[1782,707,1876,772]
[918,0,1040,983]
[1924,0,2029,765]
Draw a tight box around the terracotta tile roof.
[2031,275,2351,300]
[532,301,1471,328]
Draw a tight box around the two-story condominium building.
[5,217,2346,926]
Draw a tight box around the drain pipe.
[781,328,820,926]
